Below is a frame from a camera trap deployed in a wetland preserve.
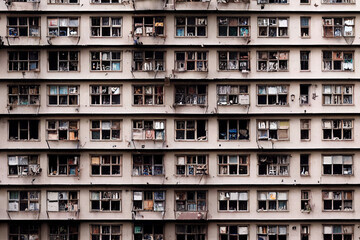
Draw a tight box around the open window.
[257,51,289,72]
[323,18,354,37]
[8,155,40,176]
[300,119,311,141]
[301,226,310,240]
[258,155,290,176]
[218,51,250,71]
[9,120,39,141]
[132,154,164,176]
[258,18,288,37]
[301,190,311,212]
[176,155,208,176]
[133,85,164,105]
[218,119,249,140]
[90,191,121,211]
[175,85,207,105]
[8,51,39,71]
[300,17,310,37]
[257,120,290,140]
[48,155,79,176]
[322,51,353,71]
[8,191,40,211]
[46,120,79,140]
[322,119,353,140]
[47,191,79,211]
[90,86,121,105]
[48,51,79,72]
[8,85,40,105]
[134,16,165,37]
[132,120,165,141]
[175,191,207,211]
[175,51,208,71]
[300,154,310,176]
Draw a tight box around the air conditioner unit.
[239,95,250,105]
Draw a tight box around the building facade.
[0,0,359,239]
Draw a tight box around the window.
[134,17,165,37]
[322,119,353,140]
[91,155,121,176]
[48,155,80,176]
[91,225,121,240]
[258,18,288,37]
[175,120,207,141]
[132,154,164,176]
[91,0,123,3]
[300,84,310,105]
[133,85,164,105]
[9,120,39,141]
[133,191,165,211]
[218,155,249,175]
[323,191,353,211]
[48,0,78,3]
[176,225,206,240]
[323,225,353,240]
[218,51,250,71]
[300,17,310,37]
[48,85,79,106]
[90,191,121,211]
[257,120,290,140]
[218,17,250,37]
[10,0,40,2]
[90,86,121,105]
[218,120,250,140]
[134,223,164,240]
[258,192,288,211]
[323,51,353,71]
[49,224,79,240]
[301,190,311,211]
[300,51,310,70]
[219,225,248,240]
[133,51,165,71]
[90,120,121,140]
[48,17,79,37]
[49,51,79,71]
[132,120,165,141]
[300,119,311,140]
[175,51,208,71]
[301,0,310,4]
[175,17,207,37]
[217,85,249,105]
[257,51,289,72]
[7,17,40,37]
[8,155,40,176]
[46,120,79,140]
[301,226,310,240]
[323,155,353,175]
[323,85,353,105]
[8,191,40,211]
[258,155,290,176]
[91,51,121,71]
[176,155,208,176]
[258,0,288,3]
[175,191,207,211]
[47,191,79,211]
[175,85,207,105]
[8,51,39,71]
[91,17,122,37]
[8,85,40,105]
[219,191,248,211]
[9,224,40,240]
[323,18,354,37]
[300,154,310,176]
[257,85,288,105]
[257,226,288,240]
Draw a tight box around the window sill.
[90,139,122,142]
[217,174,250,177]
[47,105,80,107]
[8,139,40,142]
[7,36,41,38]
[257,209,289,212]
[256,104,289,107]
[132,104,165,107]
[322,139,353,141]
[323,104,354,106]
[90,36,122,38]
[218,210,249,213]
[257,175,290,177]
[90,104,122,107]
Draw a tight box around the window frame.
[323,225,354,240]
[257,85,289,106]
[218,17,250,37]
[8,155,40,177]
[90,224,122,240]
[322,190,353,211]
[218,119,250,141]
[8,51,40,72]
[218,191,249,212]
[133,16,165,37]
[8,85,40,106]
[49,223,79,240]
[258,17,289,38]
[174,85,207,106]
[46,120,79,141]
[7,16,40,37]
[90,51,122,71]
[90,17,122,37]
[257,191,289,211]
[9,223,40,240]
[90,120,122,141]
[300,51,310,71]
[48,51,79,72]
[90,85,121,106]
[217,85,250,106]
[176,155,208,176]
[175,190,207,212]
[47,17,80,37]
[8,190,40,212]
[322,119,353,141]
[218,155,250,176]
[175,225,207,240]
[175,51,208,72]
[133,85,164,106]
[300,17,311,38]
[322,85,353,105]
[323,17,355,37]
[48,154,80,176]
[219,225,249,240]
[257,51,289,72]
[132,154,164,176]
[132,120,165,141]
[301,190,311,212]
[132,51,165,72]
[47,191,79,212]
[8,119,39,141]
[257,120,290,141]
[175,119,207,141]
[322,51,354,72]
[257,225,288,240]
[134,223,164,240]
[133,190,166,212]
[175,16,208,37]
[300,154,310,176]
[322,155,353,175]
[48,85,79,106]
[300,119,311,141]
[90,191,122,212]
[258,154,290,176]
[90,155,122,176]
[218,51,251,71]
[301,225,310,240]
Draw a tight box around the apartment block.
[1,0,359,239]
